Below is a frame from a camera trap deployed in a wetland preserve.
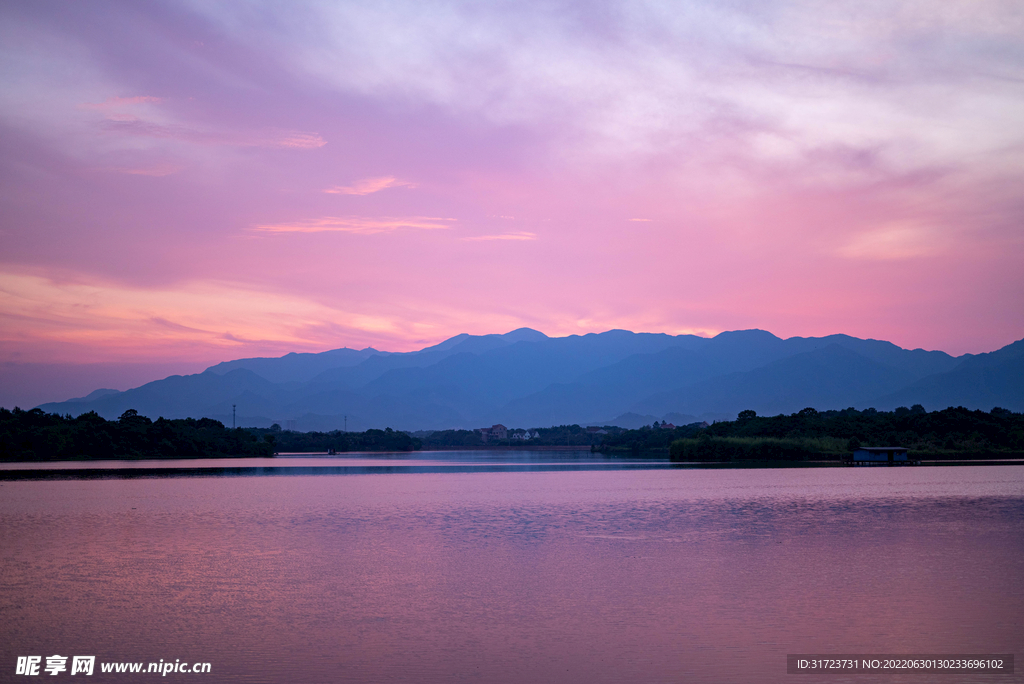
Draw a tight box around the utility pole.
[232,404,236,429]
[344,415,347,432]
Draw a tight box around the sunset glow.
[1,1,1022,406]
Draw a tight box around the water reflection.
[0,450,674,479]
[1,467,1021,684]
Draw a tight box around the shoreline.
[2,455,1023,481]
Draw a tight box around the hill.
[33,329,1023,431]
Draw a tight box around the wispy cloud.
[93,163,183,177]
[324,176,416,195]
[838,222,944,260]
[272,131,327,149]
[99,118,326,149]
[672,327,719,338]
[189,0,1024,178]
[77,94,327,149]
[0,269,414,362]
[627,218,652,222]
[254,216,456,234]
[462,232,536,241]
[78,95,162,110]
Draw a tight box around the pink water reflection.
[1,467,1021,683]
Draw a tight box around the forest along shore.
[2,405,1023,463]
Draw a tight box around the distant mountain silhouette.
[207,347,385,383]
[631,345,918,417]
[63,388,121,403]
[870,339,1024,411]
[34,329,1023,430]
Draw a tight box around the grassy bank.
[670,436,847,462]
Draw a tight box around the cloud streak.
[324,176,416,195]
[78,95,163,110]
[0,270,403,362]
[254,216,456,235]
[190,0,1024,177]
[93,163,183,177]
[462,232,537,241]
[838,222,946,261]
[99,118,326,149]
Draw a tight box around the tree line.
[0,408,423,461]
[0,408,274,461]
[668,406,1024,462]
[4,404,1021,462]
[249,425,420,452]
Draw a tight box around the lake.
[1,454,1022,683]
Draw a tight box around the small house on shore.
[477,424,508,442]
[851,446,909,465]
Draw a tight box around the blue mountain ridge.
[34,329,1023,431]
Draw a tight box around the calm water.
[1,459,1022,683]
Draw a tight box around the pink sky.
[1,1,1023,405]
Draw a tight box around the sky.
[1,1,1023,407]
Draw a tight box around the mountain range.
[37,328,1024,431]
